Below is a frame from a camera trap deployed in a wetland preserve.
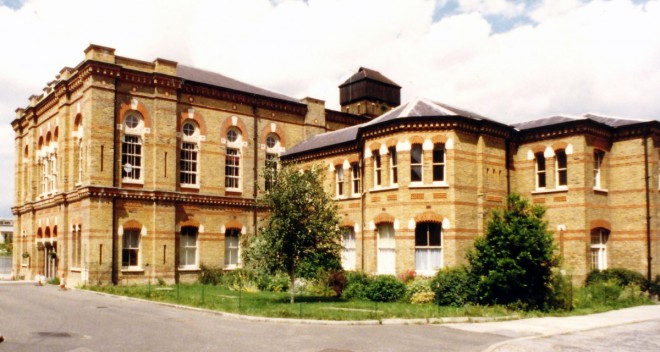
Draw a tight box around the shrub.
[398,269,416,284]
[222,268,258,291]
[431,266,474,307]
[410,291,435,304]
[585,268,649,291]
[649,275,660,298]
[547,271,573,311]
[47,277,60,285]
[342,271,373,300]
[366,275,407,302]
[198,264,224,285]
[575,280,623,307]
[406,279,432,300]
[468,194,559,310]
[327,270,347,296]
[256,272,290,292]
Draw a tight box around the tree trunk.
[289,270,295,304]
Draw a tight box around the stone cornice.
[285,142,359,163]
[325,110,369,126]
[12,186,264,215]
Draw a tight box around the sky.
[0,0,659,217]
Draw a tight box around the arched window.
[224,228,240,269]
[336,165,345,197]
[180,121,200,187]
[265,133,280,192]
[411,144,423,183]
[594,150,605,189]
[373,149,382,187]
[351,163,361,196]
[389,146,398,186]
[122,112,144,182]
[535,152,546,189]
[555,149,567,187]
[122,227,141,269]
[415,222,442,275]
[225,128,242,191]
[377,223,395,275]
[432,144,445,183]
[591,228,608,270]
[179,226,198,268]
[341,227,356,270]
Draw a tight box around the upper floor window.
[389,147,398,186]
[411,144,423,183]
[351,163,361,196]
[225,128,242,191]
[180,226,198,269]
[336,166,345,197]
[265,153,278,192]
[225,148,241,190]
[373,150,382,187]
[122,135,142,181]
[555,149,567,187]
[180,122,200,187]
[535,152,546,189]
[122,113,144,182]
[591,228,608,270]
[432,144,445,183]
[594,150,605,189]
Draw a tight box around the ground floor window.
[377,223,395,275]
[180,227,198,268]
[415,222,442,275]
[591,228,608,270]
[225,229,240,269]
[341,227,356,270]
[122,230,140,269]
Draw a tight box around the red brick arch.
[224,220,242,230]
[373,213,395,225]
[408,136,425,145]
[179,110,207,136]
[385,138,398,148]
[118,99,152,128]
[431,135,447,144]
[220,116,248,139]
[180,219,200,228]
[122,220,143,231]
[551,141,568,151]
[340,219,355,228]
[590,219,611,231]
[414,211,444,224]
[260,124,286,147]
[530,144,546,154]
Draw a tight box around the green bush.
[548,271,573,311]
[649,275,660,298]
[256,272,290,292]
[342,271,373,300]
[47,277,60,285]
[222,268,258,291]
[410,291,435,304]
[327,270,347,296]
[198,264,224,285]
[366,275,407,302]
[575,280,623,307]
[431,266,474,307]
[585,268,649,291]
[405,279,432,300]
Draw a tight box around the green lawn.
[83,283,515,321]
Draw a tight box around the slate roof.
[513,113,650,130]
[283,97,500,156]
[176,64,299,103]
[339,67,401,88]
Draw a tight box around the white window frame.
[122,229,141,270]
[377,223,395,275]
[555,149,568,188]
[225,148,241,191]
[179,227,198,269]
[415,222,443,276]
[336,166,345,197]
[535,152,546,190]
[594,150,605,190]
[389,147,398,186]
[180,141,199,187]
[373,150,382,188]
[341,227,356,270]
[432,144,445,184]
[224,228,241,269]
[590,228,608,271]
[410,144,424,184]
[121,135,143,183]
[351,163,361,196]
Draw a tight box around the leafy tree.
[244,164,342,303]
[468,193,559,310]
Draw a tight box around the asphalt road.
[0,282,504,352]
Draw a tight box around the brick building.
[11,45,659,285]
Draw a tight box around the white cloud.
[457,0,527,18]
[0,0,659,216]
